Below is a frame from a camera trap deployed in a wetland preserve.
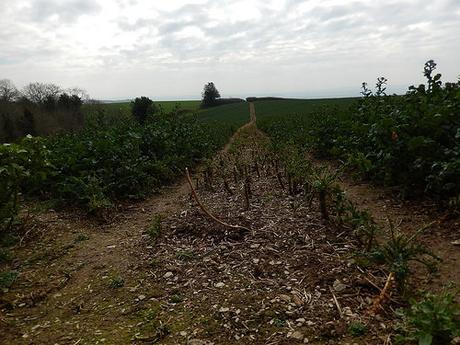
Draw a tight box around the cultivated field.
[1,66,459,344]
[82,100,201,118]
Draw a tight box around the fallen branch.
[329,287,343,318]
[368,272,394,315]
[185,168,250,233]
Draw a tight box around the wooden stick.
[368,272,394,315]
[329,287,343,318]
[185,168,250,233]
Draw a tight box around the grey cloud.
[309,4,363,22]
[27,0,101,23]
[117,18,157,32]
[0,0,459,99]
[117,0,460,70]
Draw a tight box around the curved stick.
[186,168,250,233]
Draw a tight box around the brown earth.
[0,104,458,345]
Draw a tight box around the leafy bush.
[258,60,460,203]
[345,61,460,198]
[369,221,440,291]
[44,113,227,211]
[212,98,245,106]
[131,96,156,124]
[1,103,248,228]
[0,135,52,232]
[396,290,460,345]
[109,276,125,289]
[0,248,11,262]
[333,195,379,251]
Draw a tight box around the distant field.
[82,100,201,117]
[81,98,358,127]
[198,102,249,124]
[192,102,250,149]
[253,97,358,119]
[157,100,201,112]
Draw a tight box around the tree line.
[0,79,89,111]
[0,80,90,142]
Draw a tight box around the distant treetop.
[131,96,156,124]
[201,82,221,108]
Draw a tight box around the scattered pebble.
[290,331,304,340]
[279,294,291,303]
[333,279,347,292]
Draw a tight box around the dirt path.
[0,178,192,343]
[249,102,256,123]
[335,174,460,291]
[221,102,256,152]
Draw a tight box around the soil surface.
[1,104,458,345]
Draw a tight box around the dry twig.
[329,287,343,318]
[186,168,250,233]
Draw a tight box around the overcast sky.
[0,0,459,100]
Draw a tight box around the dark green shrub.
[369,221,440,292]
[396,290,460,345]
[131,96,156,124]
[1,98,247,222]
[258,61,460,203]
[0,135,52,232]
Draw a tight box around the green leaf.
[418,333,432,345]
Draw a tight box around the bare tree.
[22,82,47,103]
[22,82,62,104]
[66,87,90,101]
[44,83,62,99]
[0,79,20,102]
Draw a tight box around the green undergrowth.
[1,103,249,235]
[258,61,460,205]
[395,289,460,345]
